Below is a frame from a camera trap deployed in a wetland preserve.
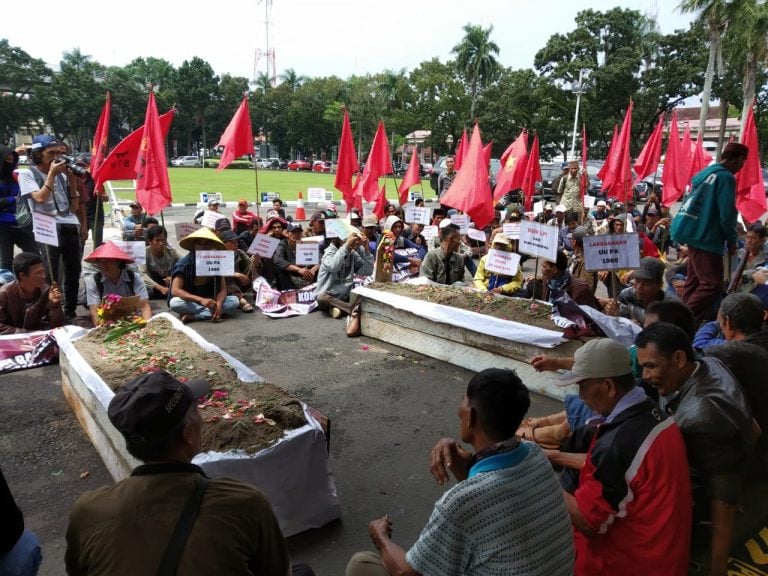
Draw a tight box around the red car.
[288,159,312,171]
[312,161,333,173]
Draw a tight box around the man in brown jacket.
[0,252,64,334]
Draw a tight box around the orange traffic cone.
[295,190,307,220]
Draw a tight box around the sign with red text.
[175,222,202,240]
[450,214,469,234]
[32,213,58,247]
[195,250,234,276]
[519,221,559,261]
[485,249,521,276]
[201,210,224,229]
[296,242,320,265]
[583,233,640,271]
[248,233,281,258]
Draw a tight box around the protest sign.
[421,225,438,242]
[583,233,641,271]
[112,240,146,265]
[248,233,281,258]
[467,228,487,242]
[200,192,223,205]
[175,222,202,240]
[502,222,521,240]
[450,214,469,234]
[296,243,320,265]
[485,249,521,276]
[302,235,324,243]
[404,205,431,225]
[583,195,596,209]
[201,210,223,229]
[533,200,545,215]
[307,187,326,203]
[195,250,235,276]
[32,213,58,247]
[325,218,358,240]
[518,221,559,261]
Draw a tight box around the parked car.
[585,161,650,202]
[256,158,276,169]
[535,163,561,203]
[312,160,333,173]
[288,159,312,171]
[171,155,201,167]
[278,159,289,170]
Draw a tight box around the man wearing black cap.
[65,371,301,576]
[671,142,749,324]
[274,222,318,289]
[611,257,676,325]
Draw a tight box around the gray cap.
[633,257,666,282]
[557,339,631,386]
[568,226,589,241]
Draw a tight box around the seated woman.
[220,229,254,312]
[84,241,152,326]
[473,233,523,295]
[518,250,598,308]
[140,226,179,299]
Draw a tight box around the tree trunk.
[739,55,757,141]
[717,97,729,162]
[699,30,720,136]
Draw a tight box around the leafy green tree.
[0,40,51,144]
[451,24,500,120]
[175,57,219,155]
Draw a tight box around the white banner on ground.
[112,240,146,265]
[296,243,319,265]
[175,222,202,240]
[404,206,431,225]
[307,188,326,203]
[485,249,521,276]
[450,214,469,234]
[421,225,438,242]
[502,222,521,239]
[32,213,58,247]
[195,250,235,276]
[583,233,641,271]
[519,221,559,261]
[248,234,281,258]
[201,210,223,229]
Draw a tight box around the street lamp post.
[569,68,590,161]
[445,134,454,155]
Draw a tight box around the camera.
[60,155,90,179]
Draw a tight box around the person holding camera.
[17,135,82,317]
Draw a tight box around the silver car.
[171,155,201,167]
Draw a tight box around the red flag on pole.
[90,92,111,178]
[482,142,492,171]
[677,122,694,191]
[358,121,393,202]
[581,124,588,199]
[493,131,528,200]
[521,134,542,212]
[601,100,633,203]
[596,125,618,184]
[94,110,174,189]
[662,111,684,206]
[440,123,495,229]
[335,109,360,211]
[134,91,172,216]
[634,113,664,181]
[216,95,254,172]
[736,102,767,223]
[397,147,421,206]
[690,134,713,181]
[373,183,388,220]
[454,128,469,170]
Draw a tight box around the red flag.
[454,128,469,170]
[216,95,254,172]
[397,148,421,206]
[373,183,388,220]
[358,121,393,202]
[440,123,494,229]
[134,91,172,216]
[677,122,694,190]
[90,92,111,177]
[736,103,767,222]
[662,111,684,206]
[482,142,492,170]
[634,113,664,181]
[335,109,360,211]
[493,131,528,200]
[690,134,713,180]
[521,134,542,212]
[601,100,633,203]
[94,111,174,189]
[581,124,588,199]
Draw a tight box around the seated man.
[122,201,148,241]
[220,230,255,313]
[0,252,64,334]
[274,223,318,289]
[601,257,675,324]
[520,250,598,307]
[140,226,179,299]
[1,466,42,576]
[231,199,258,235]
[693,291,765,350]
[473,233,523,295]
[567,226,596,292]
[84,241,153,326]
[66,370,310,576]
[636,323,757,575]
[168,228,239,323]
[549,339,691,576]
[257,216,288,288]
[237,216,264,253]
[346,368,574,576]
[419,223,465,285]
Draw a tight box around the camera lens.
[61,155,89,178]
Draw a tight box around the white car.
[171,155,201,167]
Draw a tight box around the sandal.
[517,424,561,450]
[241,303,254,313]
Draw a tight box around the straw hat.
[179,227,226,251]
[84,241,134,263]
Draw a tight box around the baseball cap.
[568,226,589,241]
[238,199,248,206]
[545,203,554,211]
[633,257,666,282]
[219,229,238,242]
[129,201,142,209]
[108,371,210,447]
[555,204,566,213]
[30,134,60,150]
[492,233,511,246]
[214,218,232,232]
[287,222,303,233]
[646,207,659,216]
[557,339,631,386]
[207,198,220,206]
[362,214,379,228]
[596,200,607,207]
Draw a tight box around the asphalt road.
[1,205,562,576]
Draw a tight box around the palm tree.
[451,24,501,119]
[278,68,307,92]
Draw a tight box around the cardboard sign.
[112,240,146,265]
[533,200,545,215]
[248,233,281,258]
[32,213,58,247]
[296,242,320,265]
[583,195,596,209]
[307,187,326,203]
[200,192,223,204]
[421,225,438,242]
[519,221,559,261]
[325,218,359,240]
[450,214,469,234]
[467,228,487,243]
[175,222,202,240]
[201,210,224,229]
[583,233,641,271]
[195,250,235,276]
[485,249,521,276]
[404,206,431,225]
[502,222,521,240]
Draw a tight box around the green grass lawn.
[108,168,434,204]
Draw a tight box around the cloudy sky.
[5,0,694,81]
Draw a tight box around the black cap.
[219,229,238,242]
[214,218,232,232]
[108,371,210,447]
[633,257,666,282]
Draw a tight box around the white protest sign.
[583,195,596,209]
[518,221,559,261]
[307,187,326,203]
[201,210,224,229]
[485,249,521,276]
[450,214,469,234]
[583,233,641,271]
[199,192,223,204]
[195,250,235,276]
[296,243,320,265]
[467,228,487,243]
[175,222,202,240]
[408,190,423,202]
[112,240,146,265]
[421,225,438,242]
[32,213,58,247]
[325,218,358,240]
[302,235,325,243]
[248,233,281,258]
[502,222,521,239]
[404,205,431,225]
[533,200,545,215]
